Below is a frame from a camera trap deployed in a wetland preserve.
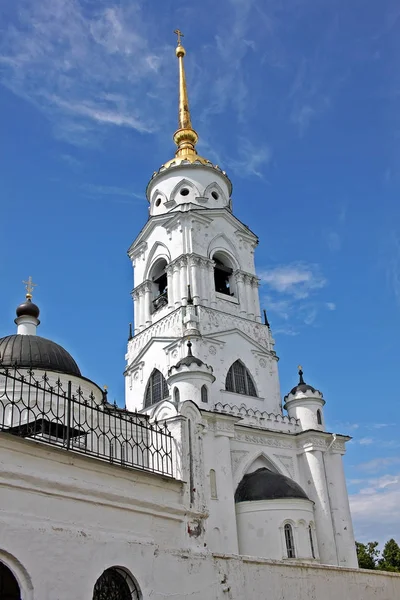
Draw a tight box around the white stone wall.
[235,498,316,560]
[0,434,398,600]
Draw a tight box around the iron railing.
[0,367,174,477]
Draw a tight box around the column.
[325,450,358,567]
[190,256,200,305]
[166,265,174,308]
[236,272,247,315]
[143,281,152,327]
[302,449,337,565]
[133,290,139,334]
[137,287,145,331]
[173,265,181,308]
[180,257,188,305]
[252,277,262,322]
[200,259,209,305]
[245,274,255,319]
[209,261,217,308]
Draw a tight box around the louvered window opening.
[284,524,296,558]
[226,361,257,397]
[144,369,169,407]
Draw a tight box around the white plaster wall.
[0,435,399,600]
[285,396,325,431]
[235,498,316,560]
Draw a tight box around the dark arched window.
[213,252,235,296]
[284,524,296,558]
[201,385,208,403]
[93,567,140,599]
[0,562,21,600]
[150,258,168,312]
[174,387,180,403]
[144,369,169,407]
[225,361,257,396]
[309,524,315,558]
[317,409,322,425]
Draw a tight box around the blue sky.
[1,0,400,545]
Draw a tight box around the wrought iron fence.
[0,366,174,477]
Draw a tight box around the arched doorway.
[93,567,140,600]
[0,562,21,600]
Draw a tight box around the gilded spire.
[172,29,199,161]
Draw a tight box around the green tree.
[356,541,379,569]
[378,538,400,572]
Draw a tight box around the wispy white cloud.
[357,456,400,473]
[260,263,326,299]
[358,437,374,445]
[350,472,400,542]
[325,302,336,311]
[260,262,329,333]
[0,0,171,144]
[82,183,143,201]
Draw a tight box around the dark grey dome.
[288,382,318,396]
[286,368,321,398]
[16,299,40,319]
[0,335,81,376]
[235,468,309,503]
[171,340,205,370]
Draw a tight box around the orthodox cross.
[174,29,184,45]
[23,276,37,298]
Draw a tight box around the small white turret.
[167,340,215,406]
[14,276,40,336]
[283,367,325,431]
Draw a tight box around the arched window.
[225,361,257,396]
[150,258,168,312]
[201,385,208,403]
[309,524,315,558]
[93,567,140,600]
[144,369,169,407]
[317,409,322,425]
[284,524,296,558]
[0,562,21,600]
[213,252,235,296]
[174,387,180,403]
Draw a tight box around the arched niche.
[170,178,200,203]
[144,242,171,280]
[203,182,227,205]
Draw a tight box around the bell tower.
[125,33,280,415]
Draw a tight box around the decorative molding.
[234,432,294,449]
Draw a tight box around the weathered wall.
[0,434,399,600]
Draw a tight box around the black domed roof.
[172,340,205,369]
[0,335,81,376]
[16,298,40,319]
[235,468,309,503]
[286,368,321,398]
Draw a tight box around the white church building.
[0,35,399,600]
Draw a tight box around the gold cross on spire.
[174,29,184,45]
[23,276,37,299]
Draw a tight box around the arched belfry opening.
[0,562,21,600]
[150,258,168,312]
[213,252,235,297]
